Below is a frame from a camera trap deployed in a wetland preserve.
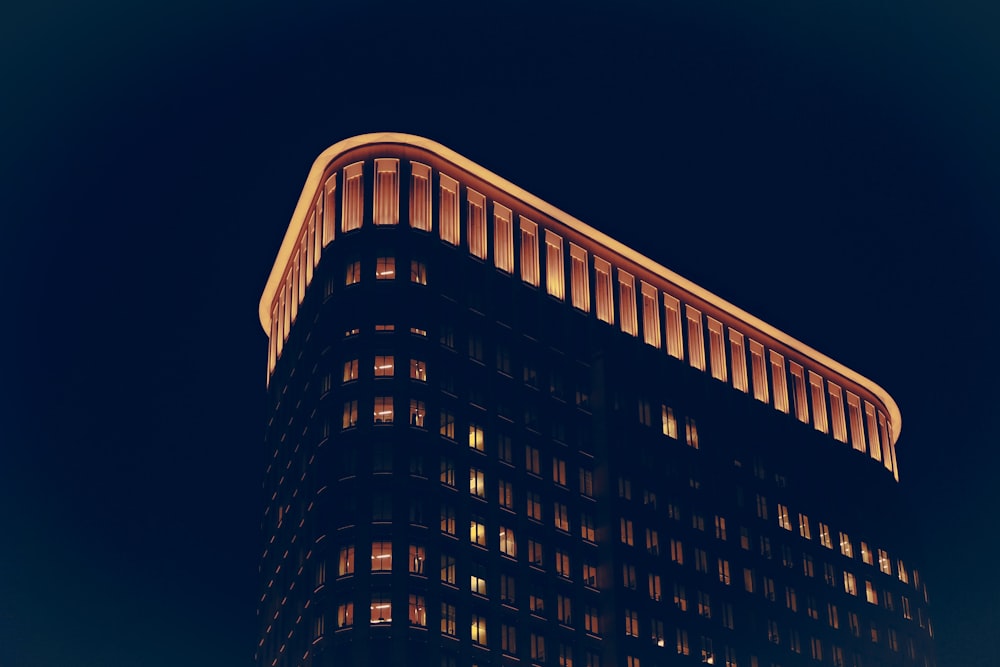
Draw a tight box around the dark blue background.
[2,2,997,665]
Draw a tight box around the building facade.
[257,133,934,667]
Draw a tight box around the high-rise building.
[257,133,934,667]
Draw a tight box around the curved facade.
[257,134,934,667]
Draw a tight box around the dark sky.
[2,2,998,666]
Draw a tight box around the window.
[440,505,456,536]
[670,538,684,565]
[498,480,514,510]
[865,580,878,604]
[470,565,487,595]
[685,417,699,448]
[322,173,337,246]
[469,468,486,498]
[622,563,636,589]
[501,573,516,604]
[799,513,812,540]
[810,637,823,660]
[499,526,517,557]
[529,539,544,567]
[661,405,677,438]
[372,158,399,225]
[769,350,789,413]
[440,602,456,636]
[409,545,425,575]
[409,162,432,231]
[410,260,427,285]
[345,259,361,285]
[439,411,455,439]
[553,457,567,486]
[526,445,541,475]
[594,256,614,324]
[840,532,854,558]
[749,339,769,404]
[408,594,426,627]
[829,382,848,443]
[777,504,792,530]
[579,468,594,497]
[338,546,355,576]
[494,203,514,273]
[676,628,690,655]
[501,623,517,654]
[640,281,661,347]
[809,371,829,433]
[371,541,392,571]
[707,317,727,382]
[370,594,391,624]
[373,396,394,424]
[374,355,394,377]
[718,558,731,585]
[467,189,487,259]
[819,523,832,548]
[545,230,565,299]
[585,606,600,634]
[439,173,460,245]
[844,571,857,596]
[673,583,687,611]
[520,217,540,286]
[342,359,358,383]
[440,554,456,585]
[624,609,639,637]
[527,492,542,521]
[645,528,659,555]
[618,269,638,336]
[342,161,363,232]
[878,548,891,575]
[531,633,546,661]
[569,243,590,312]
[694,548,709,573]
[337,601,353,628]
[649,573,662,601]
[790,361,809,423]
[686,306,706,371]
[342,400,358,429]
[468,423,485,452]
[557,594,573,625]
[554,502,570,531]
[556,550,571,578]
[530,593,545,615]
[470,518,487,547]
[847,391,867,452]
[620,518,634,545]
[698,590,712,618]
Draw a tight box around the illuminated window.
[645,528,659,555]
[718,558,731,584]
[469,467,486,498]
[715,515,727,540]
[541,229,565,299]
[618,269,638,336]
[810,637,822,660]
[686,306,706,371]
[777,504,792,530]
[499,526,517,557]
[707,317,727,382]
[374,355,394,377]
[467,188,487,259]
[620,518,634,545]
[525,445,541,475]
[371,541,392,571]
[338,545,355,576]
[408,545,425,575]
[322,173,337,246]
[342,161,364,232]
[594,256,613,324]
[373,396,394,424]
[439,411,455,439]
[531,633,546,661]
[636,280,662,347]
[624,609,639,637]
[409,162,432,231]
[749,339,769,403]
[468,423,485,452]
[569,243,590,312]
[493,203,514,273]
[343,359,358,383]
[897,559,909,583]
[470,613,487,645]
[661,293,683,358]
[337,601,353,628]
[698,590,712,617]
[846,392,866,452]
[770,350,789,413]
[520,217,540,286]
[685,417,699,449]
[470,565,487,595]
[439,173,460,245]
[584,606,600,634]
[555,550,571,578]
[501,624,517,654]
[440,505,456,536]
[342,400,358,429]
[345,259,361,286]
[409,260,427,285]
[844,571,857,596]
[407,594,426,627]
[865,580,877,605]
[829,382,848,443]
[819,523,832,548]
[676,628,690,655]
[840,532,854,558]
[673,582,687,611]
[865,401,883,462]
[528,539,544,567]
[526,491,542,521]
[809,371,829,433]
[470,518,487,546]
[799,513,812,540]
[670,538,684,564]
[661,405,677,437]
[552,458,567,486]
[790,361,809,423]
[408,400,425,427]
[579,468,594,497]
[373,158,399,225]
[440,602,456,636]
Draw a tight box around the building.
[256,133,934,667]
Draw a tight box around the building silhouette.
[256,133,934,667]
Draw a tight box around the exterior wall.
[257,136,933,667]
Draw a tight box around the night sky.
[3,2,998,666]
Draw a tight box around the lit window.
[552,458,567,486]
[440,505,456,536]
[439,173,459,245]
[579,468,594,497]
[819,523,832,548]
[345,259,361,286]
[526,492,542,521]
[620,518,634,545]
[809,371,829,434]
[707,317,727,382]
[673,582,687,611]
[749,339,769,403]
[670,538,684,564]
[409,162,432,231]
[468,423,485,452]
[593,256,614,323]
[370,594,392,624]
[439,411,455,439]
[545,230,565,299]
[685,417,699,449]
[638,281,661,347]
[470,566,487,595]
[440,602,456,636]
[685,306,706,371]
[777,504,792,530]
[408,594,426,627]
[715,515,727,540]
[528,539,544,567]
[469,468,486,498]
[622,563,636,589]
[865,401,883,462]
[341,162,364,233]
[799,513,812,540]
[865,580,877,604]
[525,445,541,475]
[322,173,337,246]
[493,203,514,273]
[676,628,690,655]
[829,382,848,443]
[371,541,392,571]
[531,633,546,661]
[375,256,395,280]
[585,606,600,634]
[844,571,857,596]
[341,400,358,429]
[337,601,353,628]
[470,613,487,645]
[847,392,866,452]
[770,350,789,413]
[343,359,358,383]
[373,396,394,424]
[499,526,517,557]
[408,259,427,285]
[408,545,425,575]
[624,609,639,637]
[374,355,394,377]
[618,269,638,336]
[554,502,569,531]
[373,158,399,225]
[661,405,677,438]
[555,550,571,578]
[790,361,809,423]
[467,188,487,259]
[338,545,354,576]
[501,624,517,653]
[440,553,456,584]
[718,558,731,585]
[583,562,598,588]
[520,217,539,286]
[840,532,854,558]
[470,518,487,547]
[645,528,659,555]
